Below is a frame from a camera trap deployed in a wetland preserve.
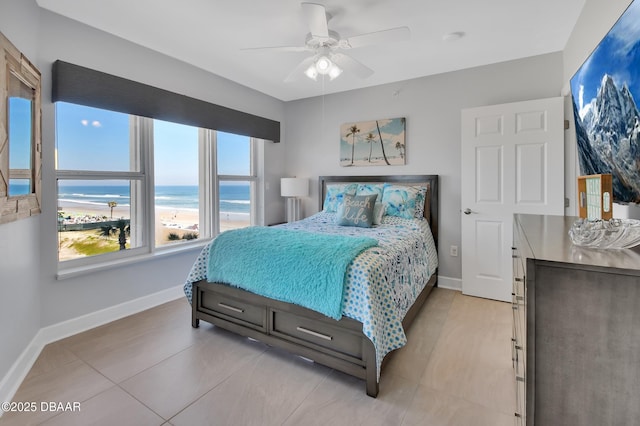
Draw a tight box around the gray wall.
[0,0,44,387]
[0,0,285,381]
[283,53,564,282]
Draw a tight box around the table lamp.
[281,177,308,222]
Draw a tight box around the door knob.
[463,208,472,215]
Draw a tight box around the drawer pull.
[516,375,525,382]
[218,302,244,314]
[515,277,524,282]
[296,326,333,341]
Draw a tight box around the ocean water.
[57,183,250,214]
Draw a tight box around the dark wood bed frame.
[192,175,438,397]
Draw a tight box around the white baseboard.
[0,285,184,412]
[437,275,462,291]
[0,333,44,415]
[37,285,185,343]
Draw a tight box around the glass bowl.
[569,218,640,249]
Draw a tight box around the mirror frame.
[0,31,42,224]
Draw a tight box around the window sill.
[56,239,210,281]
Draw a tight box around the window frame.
[214,132,258,234]
[56,114,150,269]
[0,31,42,224]
[55,107,260,277]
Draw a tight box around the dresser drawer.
[198,291,267,331]
[270,310,363,360]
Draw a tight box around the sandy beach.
[57,200,250,248]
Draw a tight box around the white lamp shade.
[281,178,308,197]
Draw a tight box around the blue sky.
[55,102,250,185]
[8,97,33,169]
[570,0,640,118]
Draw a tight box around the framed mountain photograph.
[570,0,640,204]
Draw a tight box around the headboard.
[318,175,439,246]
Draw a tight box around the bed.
[184,175,439,397]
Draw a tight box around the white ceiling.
[36,0,586,102]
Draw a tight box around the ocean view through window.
[57,180,139,261]
[57,182,250,255]
[56,101,257,266]
[218,181,251,231]
[154,119,200,247]
[217,131,253,231]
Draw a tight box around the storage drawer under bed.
[270,309,364,361]
[198,290,267,331]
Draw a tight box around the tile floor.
[0,288,515,426]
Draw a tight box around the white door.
[461,97,564,301]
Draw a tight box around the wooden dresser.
[513,214,640,426]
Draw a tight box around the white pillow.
[373,202,386,225]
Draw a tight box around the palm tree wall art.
[365,132,375,163]
[340,117,405,166]
[345,124,360,165]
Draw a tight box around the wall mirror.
[1,31,41,224]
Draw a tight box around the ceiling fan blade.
[331,53,374,79]
[240,45,311,53]
[284,56,317,83]
[301,2,329,38]
[343,26,411,49]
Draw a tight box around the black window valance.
[52,60,280,142]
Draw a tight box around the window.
[153,119,200,247]
[56,103,145,263]
[55,102,257,267]
[217,131,255,232]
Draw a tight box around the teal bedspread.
[206,226,377,320]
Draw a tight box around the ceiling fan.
[242,2,410,82]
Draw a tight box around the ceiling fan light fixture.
[315,55,332,74]
[328,64,342,80]
[303,55,342,81]
[253,3,409,84]
[304,65,318,80]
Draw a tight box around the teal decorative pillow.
[323,183,357,212]
[382,184,426,220]
[336,194,378,227]
[356,183,384,200]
